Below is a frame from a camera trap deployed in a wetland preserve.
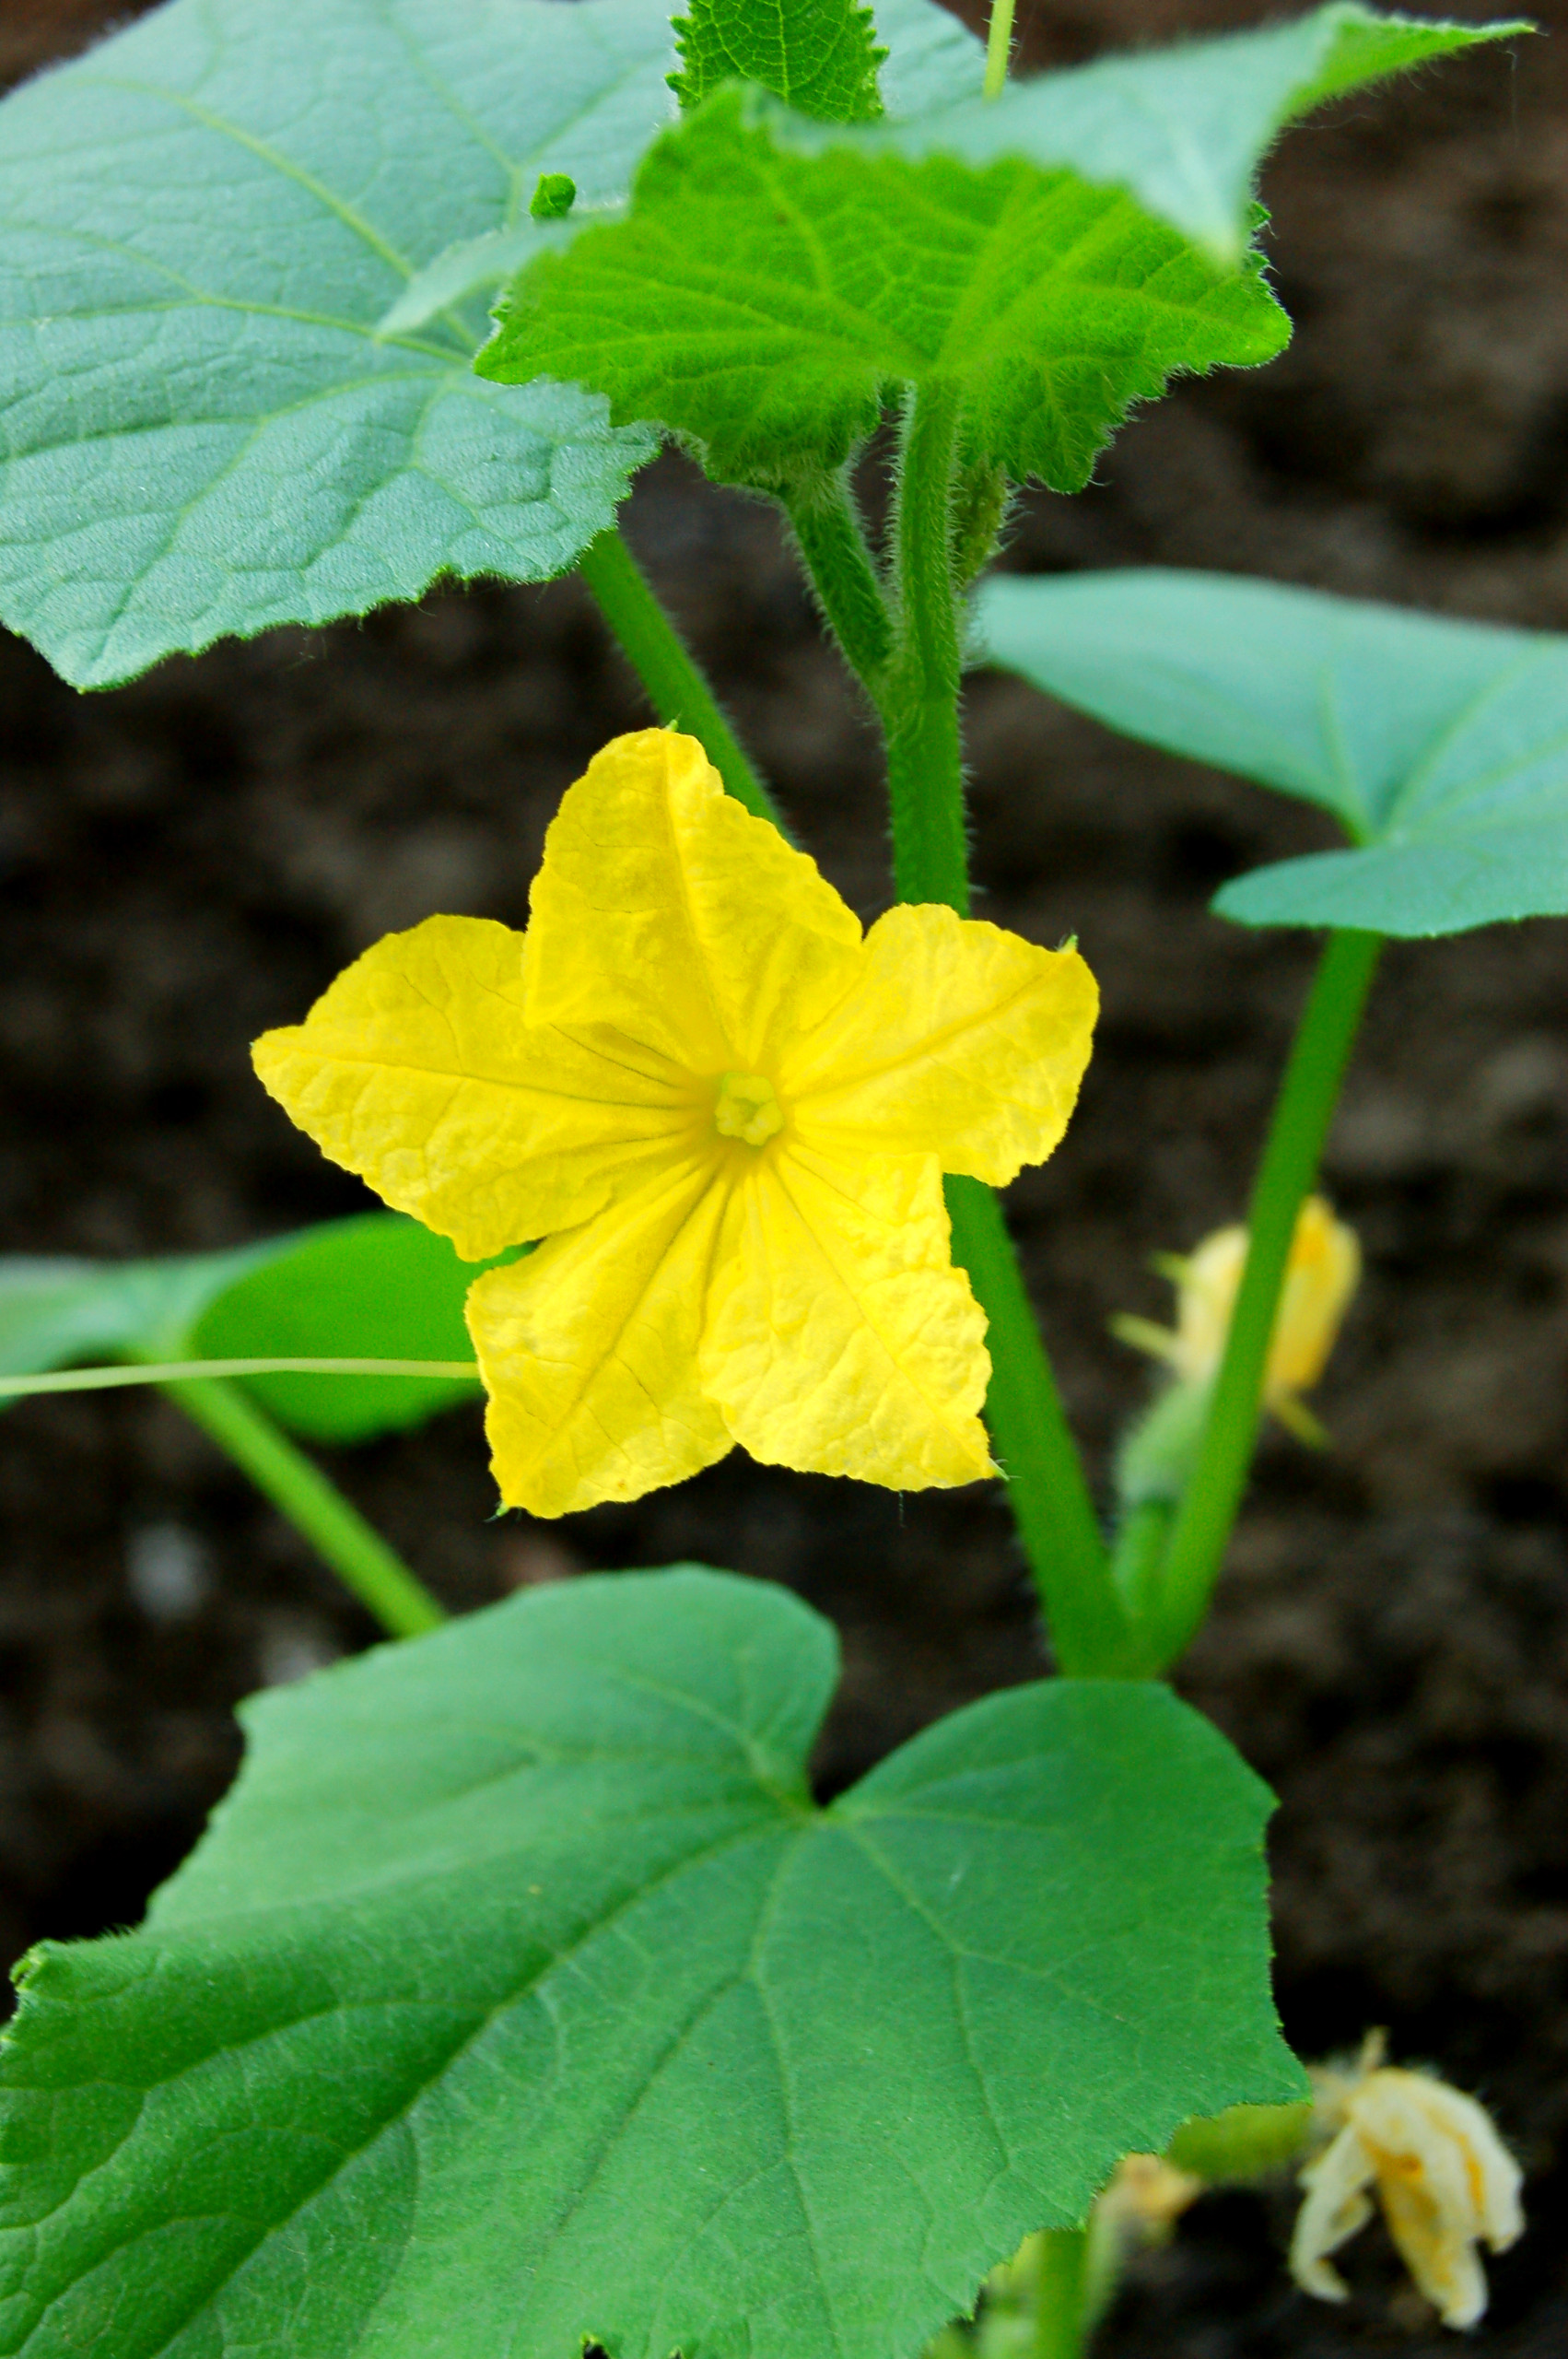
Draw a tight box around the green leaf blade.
[977,567,1568,937]
[671,0,888,123]
[482,86,1289,491]
[0,1567,1303,2359]
[0,0,675,688]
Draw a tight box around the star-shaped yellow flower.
[253,730,1097,1515]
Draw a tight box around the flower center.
[713,1072,784,1148]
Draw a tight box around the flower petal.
[252,915,699,1260]
[468,1155,733,1516]
[525,730,864,1073]
[1290,2122,1376,2305]
[784,904,1097,1186]
[700,1144,994,1489]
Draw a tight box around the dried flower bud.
[1290,2041,1524,2329]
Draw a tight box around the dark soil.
[3,1,1568,2352]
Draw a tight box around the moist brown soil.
[3,2,1568,2351]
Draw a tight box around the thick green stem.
[785,475,894,692]
[885,383,969,910]
[165,1375,446,1640]
[984,0,1017,100]
[947,1180,1135,1674]
[1033,2229,1090,2359]
[577,526,787,834]
[1148,928,1381,1669]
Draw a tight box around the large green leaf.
[482,86,1289,492]
[0,1214,486,1439]
[0,0,670,690]
[977,567,1568,938]
[0,1567,1303,2359]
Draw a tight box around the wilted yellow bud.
[1290,2043,1524,2330]
[1096,2152,1203,2238]
[1114,1196,1360,1443]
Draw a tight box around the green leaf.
[0,1567,1303,2359]
[192,1213,488,1441]
[0,1239,285,1385]
[0,0,672,691]
[0,1214,489,1438]
[977,567,1568,938]
[481,82,1290,491]
[670,0,887,123]
[823,4,1528,264]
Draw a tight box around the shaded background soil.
[3,0,1568,2349]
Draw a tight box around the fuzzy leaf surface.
[482,82,1290,489]
[671,0,887,121]
[0,1567,1303,2359]
[978,568,1568,937]
[0,0,671,689]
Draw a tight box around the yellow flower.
[1290,2043,1524,2329]
[253,730,1097,1515]
[1114,1195,1359,1443]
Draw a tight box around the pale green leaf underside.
[671,0,887,122]
[483,84,1290,490]
[0,0,677,689]
[0,1214,484,1438]
[785,4,1527,261]
[0,1568,1302,2359]
[977,568,1568,938]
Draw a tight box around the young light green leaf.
[192,1212,489,1439]
[481,82,1289,491]
[790,4,1528,263]
[0,0,676,690]
[977,568,1568,938]
[0,1567,1303,2359]
[671,0,887,123]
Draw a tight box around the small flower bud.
[1114,1196,1360,1443]
[1290,2040,1524,2330]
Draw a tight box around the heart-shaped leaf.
[0,1567,1303,2359]
[977,567,1568,937]
[0,0,669,689]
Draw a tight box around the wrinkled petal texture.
[1290,2121,1375,2304]
[525,729,865,1071]
[469,1156,733,1515]
[252,916,700,1260]
[701,1144,994,1489]
[786,904,1098,1186]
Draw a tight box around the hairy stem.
[165,1375,447,1640]
[1033,2229,1090,2359]
[948,1180,1139,1675]
[840,380,1131,1672]
[577,526,787,834]
[1148,928,1381,1669]
[786,473,894,692]
[885,382,969,909]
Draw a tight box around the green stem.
[576,527,787,835]
[885,382,969,910]
[1148,928,1381,1669]
[0,1356,476,1399]
[165,1375,446,1640]
[1033,2229,1090,2359]
[947,1180,1136,1675]
[983,0,1017,100]
[785,474,894,692]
